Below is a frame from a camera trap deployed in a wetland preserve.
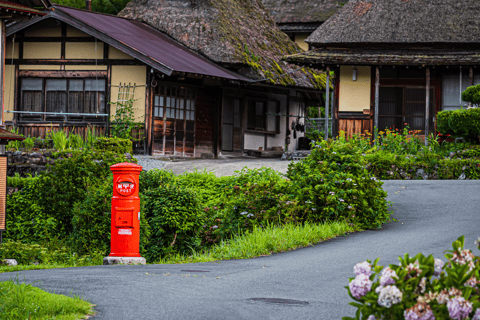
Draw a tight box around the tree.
[55,0,130,15]
[461,84,480,108]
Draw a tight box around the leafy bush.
[51,130,68,150]
[94,137,133,154]
[7,173,37,189]
[344,236,480,320]
[142,185,204,262]
[462,84,480,108]
[440,108,480,142]
[287,139,391,229]
[67,133,84,150]
[437,110,455,136]
[22,136,35,150]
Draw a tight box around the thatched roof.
[261,0,346,24]
[285,48,480,66]
[119,0,325,89]
[307,0,480,45]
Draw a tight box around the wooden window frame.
[19,77,107,123]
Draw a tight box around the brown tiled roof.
[0,128,24,141]
[119,0,325,89]
[285,48,480,66]
[307,0,480,45]
[261,0,346,24]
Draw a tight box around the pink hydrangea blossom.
[404,302,435,320]
[434,259,444,276]
[380,267,397,286]
[472,308,480,320]
[447,296,473,320]
[354,261,372,276]
[349,273,372,299]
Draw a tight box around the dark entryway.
[378,86,435,133]
[221,97,243,152]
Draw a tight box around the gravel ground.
[133,155,292,176]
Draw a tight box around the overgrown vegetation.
[2,139,391,268]
[0,276,94,319]
[437,107,480,143]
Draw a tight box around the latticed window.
[19,78,106,122]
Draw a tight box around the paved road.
[1,181,479,319]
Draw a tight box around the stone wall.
[6,151,55,177]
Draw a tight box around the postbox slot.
[115,208,134,228]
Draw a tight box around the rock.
[458,173,466,180]
[416,169,424,177]
[30,152,41,158]
[103,256,146,265]
[280,152,291,160]
[0,259,18,266]
[13,151,22,156]
[27,158,41,165]
[43,152,52,158]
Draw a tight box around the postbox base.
[103,256,146,266]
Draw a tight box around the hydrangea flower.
[465,277,478,288]
[240,211,248,215]
[379,267,397,286]
[354,261,372,276]
[447,296,472,320]
[349,273,372,299]
[247,213,254,218]
[449,249,475,271]
[472,308,480,320]
[434,259,444,276]
[367,316,376,320]
[377,285,402,308]
[212,225,218,229]
[404,302,435,320]
[405,263,422,279]
[415,277,427,295]
[339,198,345,202]
[329,192,335,195]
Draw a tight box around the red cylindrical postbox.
[109,162,143,257]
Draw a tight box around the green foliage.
[0,276,94,320]
[7,173,36,189]
[436,110,455,136]
[110,97,143,140]
[462,84,480,108]
[66,133,84,150]
[142,184,204,262]
[287,139,391,229]
[448,108,480,142]
[6,128,23,151]
[22,136,35,150]
[55,0,129,15]
[51,130,69,151]
[94,137,133,154]
[344,236,480,320]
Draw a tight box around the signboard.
[0,156,6,234]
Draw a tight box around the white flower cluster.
[354,261,372,276]
[434,259,444,276]
[349,273,372,299]
[450,249,475,271]
[377,285,403,308]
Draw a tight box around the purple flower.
[354,261,372,276]
[380,267,397,286]
[247,213,254,218]
[404,302,435,320]
[367,316,376,320]
[472,309,480,320]
[447,296,473,320]
[339,198,345,202]
[240,211,248,215]
[349,273,372,299]
[434,259,444,276]
[212,225,218,229]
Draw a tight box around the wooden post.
[374,66,380,139]
[425,67,430,146]
[331,72,336,138]
[0,20,5,126]
[325,65,330,139]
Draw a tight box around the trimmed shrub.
[436,110,455,136]
[142,185,204,262]
[94,137,133,154]
[287,139,391,229]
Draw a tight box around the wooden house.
[285,0,480,140]
[5,2,324,157]
[261,0,346,51]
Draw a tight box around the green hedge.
[436,108,480,142]
[94,137,133,154]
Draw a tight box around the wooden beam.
[11,59,144,65]
[425,67,430,146]
[469,67,474,108]
[1,21,5,125]
[325,65,330,139]
[374,66,380,140]
[19,70,107,77]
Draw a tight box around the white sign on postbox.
[118,229,132,235]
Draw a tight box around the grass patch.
[0,263,100,274]
[0,275,95,319]
[158,221,359,264]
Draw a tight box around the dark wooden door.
[378,86,435,134]
[222,97,242,152]
[153,85,196,157]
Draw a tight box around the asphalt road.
[1,180,479,319]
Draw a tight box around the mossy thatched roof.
[119,0,324,89]
[261,0,346,24]
[307,0,480,45]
